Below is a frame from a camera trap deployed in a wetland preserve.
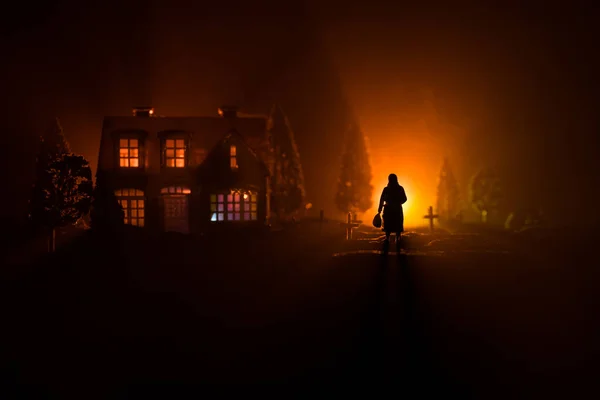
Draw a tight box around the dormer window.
[164,139,187,168]
[230,145,238,170]
[119,138,139,168]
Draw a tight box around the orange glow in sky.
[363,121,447,228]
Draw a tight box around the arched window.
[160,186,191,194]
[114,188,145,227]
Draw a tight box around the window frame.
[114,188,145,227]
[230,144,238,171]
[210,190,258,223]
[160,186,191,195]
[160,133,190,169]
[112,130,147,170]
[117,137,142,169]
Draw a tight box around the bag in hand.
[372,213,382,228]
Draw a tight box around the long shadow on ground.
[301,252,466,396]
[1,227,599,398]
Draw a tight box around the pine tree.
[335,123,373,215]
[29,118,73,245]
[469,167,503,224]
[436,157,461,221]
[269,104,306,219]
[40,117,71,158]
[29,118,93,251]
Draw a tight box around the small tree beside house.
[29,118,93,252]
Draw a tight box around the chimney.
[132,106,155,117]
[218,105,238,119]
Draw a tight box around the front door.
[163,195,189,233]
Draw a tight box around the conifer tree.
[29,118,93,251]
[469,167,503,224]
[36,118,71,173]
[30,118,72,219]
[436,157,461,221]
[269,104,306,218]
[335,123,373,215]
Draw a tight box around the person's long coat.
[378,184,407,232]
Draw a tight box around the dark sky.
[1,1,598,226]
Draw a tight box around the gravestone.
[341,212,361,240]
[424,206,439,232]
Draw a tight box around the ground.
[1,222,598,398]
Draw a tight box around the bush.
[90,173,125,234]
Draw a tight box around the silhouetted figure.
[377,174,408,253]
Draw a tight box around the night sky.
[1,1,598,226]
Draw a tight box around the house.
[96,106,276,234]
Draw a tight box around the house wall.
[195,134,269,232]
[97,115,270,234]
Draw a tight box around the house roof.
[101,115,267,152]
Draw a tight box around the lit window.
[164,139,186,168]
[160,186,191,194]
[210,194,225,222]
[114,188,145,227]
[227,192,242,221]
[230,145,238,170]
[245,192,258,221]
[119,138,140,168]
[210,191,258,222]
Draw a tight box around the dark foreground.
[1,224,598,398]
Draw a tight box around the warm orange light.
[369,175,419,225]
[365,155,438,228]
[243,193,249,200]
[359,113,456,228]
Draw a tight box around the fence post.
[346,212,352,240]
